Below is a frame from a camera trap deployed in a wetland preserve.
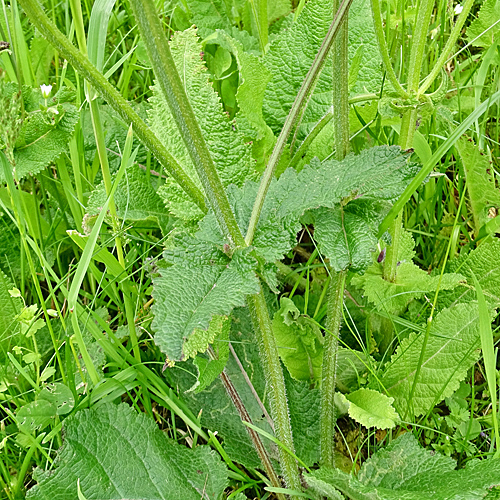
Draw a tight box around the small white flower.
[454,4,463,15]
[40,84,52,99]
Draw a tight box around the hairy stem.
[320,0,351,466]
[245,0,354,246]
[320,270,347,467]
[247,288,302,495]
[18,0,206,212]
[129,0,245,248]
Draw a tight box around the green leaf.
[16,399,57,432]
[191,319,230,393]
[149,28,256,221]
[201,146,417,266]
[307,433,500,499]
[27,403,228,500]
[262,0,382,137]
[338,388,399,429]
[206,31,275,151]
[311,199,390,273]
[377,303,483,417]
[185,0,232,38]
[442,239,500,308]
[0,270,21,361]
[456,136,500,236]
[86,163,172,234]
[466,0,500,48]
[38,383,75,415]
[272,297,323,382]
[152,240,259,360]
[352,229,464,312]
[0,85,79,181]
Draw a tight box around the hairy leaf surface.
[262,0,382,137]
[149,28,256,220]
[456,136,500,236]
[441,239,500,308]
[307,433,500,499]
[27,403,228,500]
[152,239,259,360]
[377,303,482,417]
[466,0,500,48]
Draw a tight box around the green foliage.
[311,199,390,273]
[0,84,79,181]
[27,403,228,500]
[338,388,400,429]
[262,0,382,137]
[86,163,172,234]
[352,228,464,312]
[377,303,483,417]
[152,237,260,360]
[442,239,500,308]
[466,0,500,48]
[272,297,323,381]
[307,433,500,499]
[456,136,500,236]
[149,28,256,221]
[0,271,21,361]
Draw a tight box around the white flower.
[40,84,52,99]
[454,4,463,15]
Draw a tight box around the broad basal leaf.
[262,0,382,137]
[86,163,172,234]
[149,28,256,221]
[152,237,259,360]
[456,136,500,236]
[337,388,399,429]
[376,302,483,417]
[307,433,500,499]
[27,403,228,500]
[441,239,500,308]
[185,0,232,38]
[272,297,323,382]
[466,0,500,48]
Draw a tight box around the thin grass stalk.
[245,0,354,246]
[18,0,207,212]
[370,0,408,98]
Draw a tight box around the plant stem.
[417,0,474,96]
[249,0,268,54]
[129,0,245,248]
[208,345,284,499]
[382,212,403,282]
[370,0,408,98]
[247,287,302,495]
[320,0,350,466]
[18,0,207,213]
[245,0,354,246]
[320,270,346,467]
